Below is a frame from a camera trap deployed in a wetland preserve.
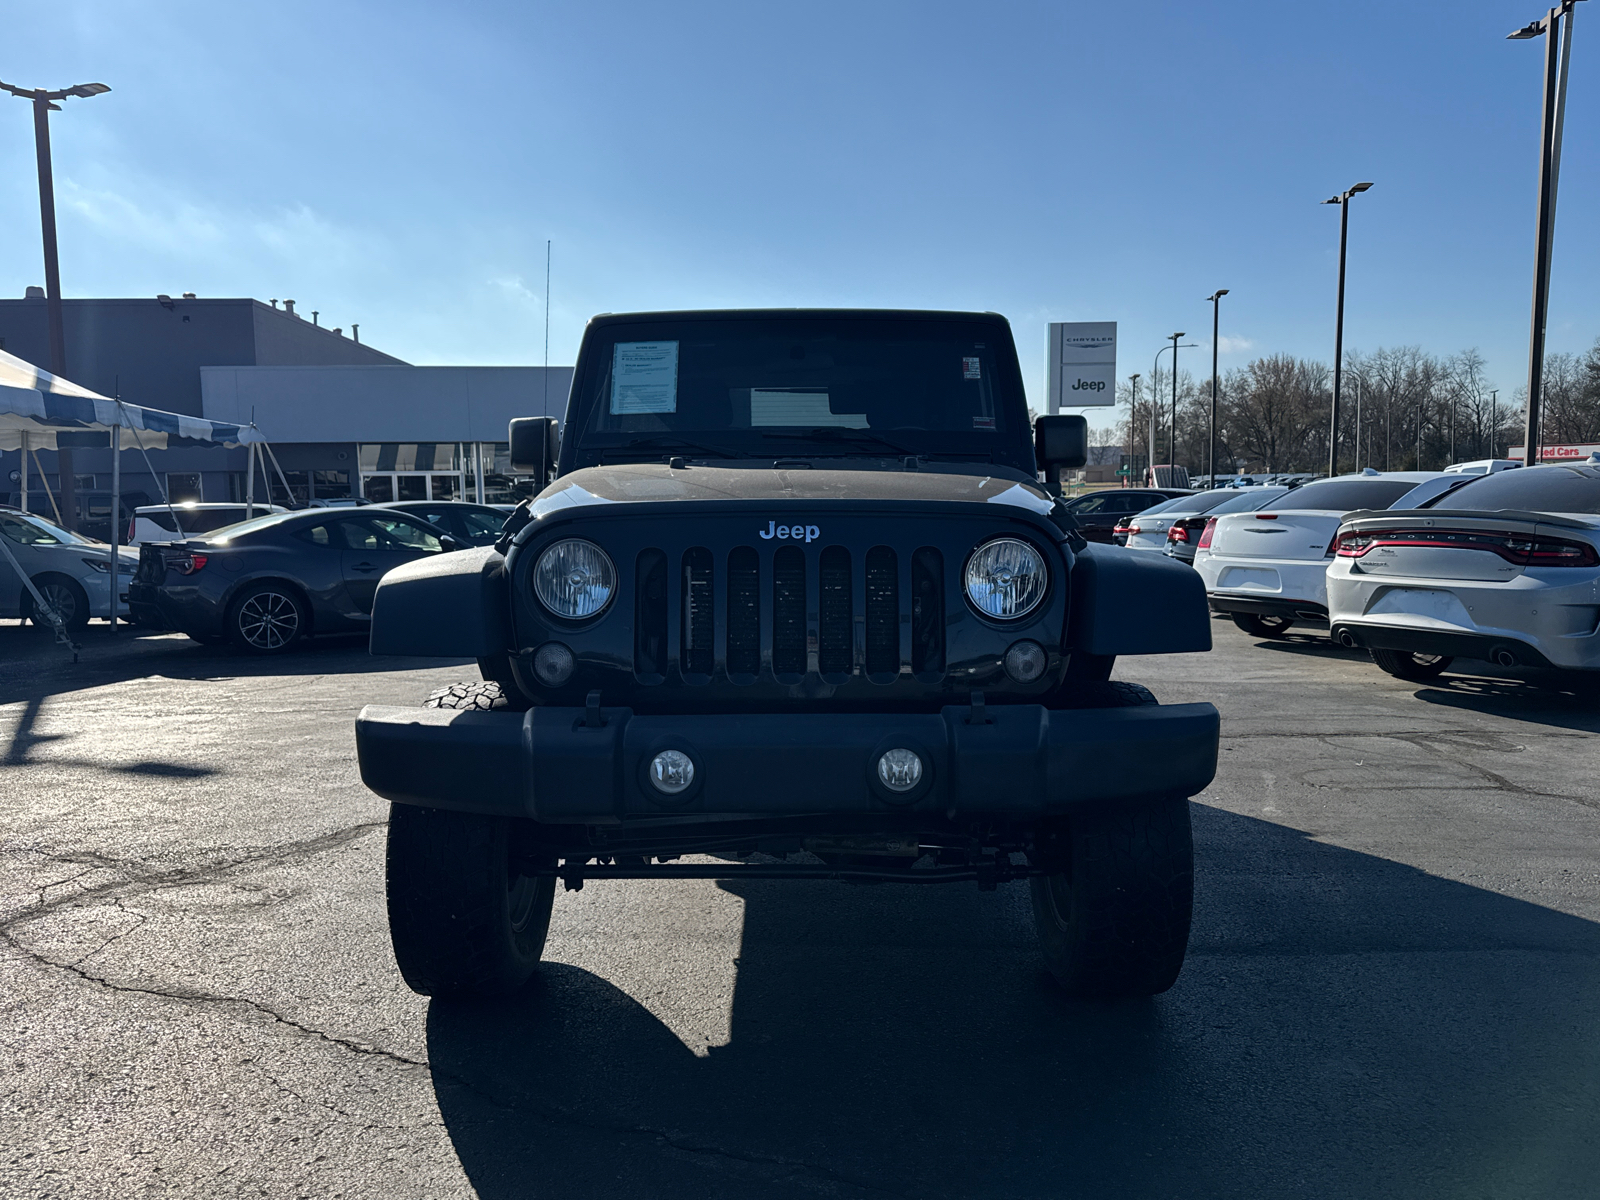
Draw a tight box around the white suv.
[1329,464,1600,681]
[128,503,284,546]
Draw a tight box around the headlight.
[80,558,111,573]
[964,537,1047,619]
[533,539,616,619]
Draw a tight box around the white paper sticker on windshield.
[962,357,981,380]
[750,390,868,427]
[610,342,679,414]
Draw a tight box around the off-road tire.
[1370,647,1452,682]
[23,574,91,632]
[1058,680,1158,709]
[385,803,555,998]
[226,582,308,654]
[1030,793,1194,998]
[423,680,522,711]
[1232,613,1293,639]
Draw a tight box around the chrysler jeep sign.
[1047,321,1117,411]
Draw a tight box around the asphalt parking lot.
[3,619,1599,1199]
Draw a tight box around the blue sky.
[1,0,1595,412]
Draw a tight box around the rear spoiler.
[1339,507,1598,531]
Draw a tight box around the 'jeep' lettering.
[1071,378,1107,392]
[759,521,821,542]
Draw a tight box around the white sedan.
[1193,471,1463,639]
[0,508,139,629]
[1328,463,1600,681]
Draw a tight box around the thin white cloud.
[1218,335,1256,354]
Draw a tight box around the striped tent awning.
[0,347,260,450]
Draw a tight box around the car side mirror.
[1034,415,1088,495]
[509,417,561,491]
[439,534,462,553]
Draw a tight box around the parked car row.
[1185,464,1600,687]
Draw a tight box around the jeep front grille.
[633,544,946,683]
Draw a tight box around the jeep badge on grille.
[760,521,820,543]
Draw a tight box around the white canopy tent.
[0,347,263,645]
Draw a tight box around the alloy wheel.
[237,591,300,650]
[38,582,79,627]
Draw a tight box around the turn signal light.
[1196,518,1217,550]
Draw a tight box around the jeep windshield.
[565,314,1034,473]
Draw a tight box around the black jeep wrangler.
[356,309,1217,1000]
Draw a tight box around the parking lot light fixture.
[1324,181,1375,477]
[0,78,112,531]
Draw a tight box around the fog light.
[1004,640,1048,683]
[533,642,576,686]
[877,748,923,793]
[649,750,695,795]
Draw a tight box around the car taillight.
[1167,524,1189,543]
[127,518,136,543]
[1336,528,1600,567]
[1197,518,1217,550]
[1125,523,1141,536]
[165,551,209,575]
[1325,530,1340,557]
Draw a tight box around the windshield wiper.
[760,427,916,456]
[607,435,743,460]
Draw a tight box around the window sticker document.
[610,342,680,414]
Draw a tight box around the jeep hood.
[530,462,1056,515]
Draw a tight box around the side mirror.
[509,416,561,492]
[440,534,462,553]
[1034,415,1088,490]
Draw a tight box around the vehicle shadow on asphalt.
[424,805,1600,1199]
[0,626,470,768]
[1412,672,1600,731]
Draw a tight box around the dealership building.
[0,291,570,529]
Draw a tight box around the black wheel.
[1030,793,1194,998]
[23,574,90,631]
[1370,647,1452,681]
[227,582,307,654]
[386,804,555,998]
[1231,613,1293,639]
[1057,680,1159,709]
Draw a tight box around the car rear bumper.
[1327,569,1600,670]
[1207,594,1329,624]
[354,700,1222,822]
[1331,621,1566,670]
[128,580,225,636]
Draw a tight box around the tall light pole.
[1206,292,1228,488]
[1,79,111,531]
[1509,2,1582,467]
[1168,332,1185,480]
[1322,181,1374,477]
[1152,339,1197,485]
[1129,373,1143,488]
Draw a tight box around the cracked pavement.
[3,621,1600,1198]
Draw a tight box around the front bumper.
[354,700,1221,822]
